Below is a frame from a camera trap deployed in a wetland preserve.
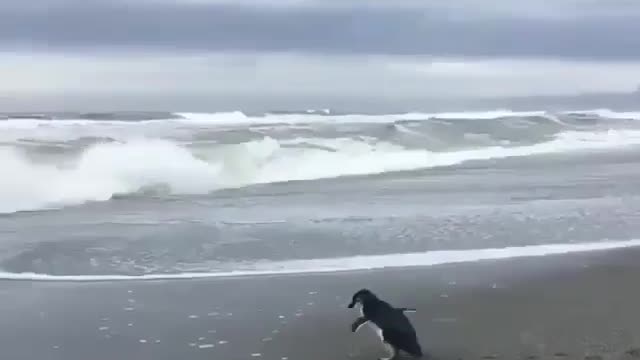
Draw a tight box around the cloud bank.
[2,0,640,110]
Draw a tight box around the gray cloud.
[2,0,640,59]
[4,52,640,98]
[4,0,640,111]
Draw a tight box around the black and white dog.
[348,289,423,360]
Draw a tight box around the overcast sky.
[2,0,640,111]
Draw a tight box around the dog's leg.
[350,317,369,333]
[379,343,399,360]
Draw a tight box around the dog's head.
[347,288,378,308]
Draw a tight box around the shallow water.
[2,109,640,278]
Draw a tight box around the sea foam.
[2,128,640,214]
[1,239,638,282]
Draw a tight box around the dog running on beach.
[348,289,423,360]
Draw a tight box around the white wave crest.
[0,108,624,131]
[2,129,640,213]
[0,140,225,213]
[564,109,640,120]
[1,108,638,145]
[178,109,549,125]
[1,109,639,133]
[2,239,639,282]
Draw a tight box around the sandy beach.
[2,248,640,360]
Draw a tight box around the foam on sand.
[1,239,639,282]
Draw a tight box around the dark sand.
[3,249,640,360]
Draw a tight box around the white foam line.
[1,239,639,282]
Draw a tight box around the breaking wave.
[2,108,640,128]
[3,128,640,214]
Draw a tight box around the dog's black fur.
[348,289,423,359]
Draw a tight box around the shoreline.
[3,238,640,283]
[2,249,640,360]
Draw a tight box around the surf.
[1,239,639,282]
[2,127,640,214]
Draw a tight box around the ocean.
[2,108,640,281]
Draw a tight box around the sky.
[1,0,640,111]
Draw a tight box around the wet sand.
[3,249,640,360]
